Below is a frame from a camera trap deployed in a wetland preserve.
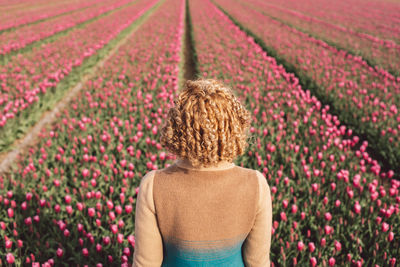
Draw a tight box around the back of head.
[160,79,251,167]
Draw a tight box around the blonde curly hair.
[160,79,251,167]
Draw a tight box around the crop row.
[0,0,184,264]
[0,0,133,56]
[213,0,400,172]
[252,0,400,45]
[0,0,158,150]
[238,0,400,76]
[0,0,102,32]
[189,0,399,265]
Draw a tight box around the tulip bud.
[82,248,89,257]
[6,253,15,264]
[310,257,317,267]
[88,208,95,217]
[57,248,63,257]
[334,240,341,251]
[297,241,304,251]
[308,242,315,252]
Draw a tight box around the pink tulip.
[310,257,317,267]
[77,202,83,211]
[103,236,111,245]
[382,222,390,232]
[321,237,326,247]
[282,199,289,208]
[88,208,95,217]
[107,200,114,210]
[5,240,12,249]
[388,231,394,241]
[334,240,342,251]
[354,201,361,214]
[7,208,14,218]
[57,248,63,257]
[324,212,332,221]
[26,192,32,201]
[82,169,89,178]
[328,257,336,266]
[82,248,89,257]
[117,233,124,244]
[128,235,135,247]
[297,241,304,251]
[65,195,71,204]
[24,217,32,226]
[115,205,122,215]
[280,211,287,221]
[125,205,133,214]
[111,224,118,234]
[308,242,315,252]
[6,253,15,264]
[291,204,298,214]
[324,225,333,235]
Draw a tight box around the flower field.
[214,0,400,171]
[243,0,400,45]
[237,0,400,77]
[0,0,134,56]
[0,0,102,32]
[0,0,399,265]
[0,0,157,150]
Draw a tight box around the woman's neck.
[175,158,235,171]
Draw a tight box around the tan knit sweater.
[133,159,272,266]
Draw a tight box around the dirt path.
[0,1,162,175]
[178,0,198,91]
[183,0,197,82]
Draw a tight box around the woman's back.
[155,162,259,266]
[133,159,271,266]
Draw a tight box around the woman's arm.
[132,170,164,267]
[242,171,272,267]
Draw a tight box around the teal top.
[162,239,245,266]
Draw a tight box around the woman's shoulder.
[234,166,269,192]
[233,165,264,179]
[138,170,157,193]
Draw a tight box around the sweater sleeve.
[242,170,272,267]
[132,170,163,267]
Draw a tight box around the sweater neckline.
[174,158,236,171]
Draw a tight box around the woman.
[133,79,272,266]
